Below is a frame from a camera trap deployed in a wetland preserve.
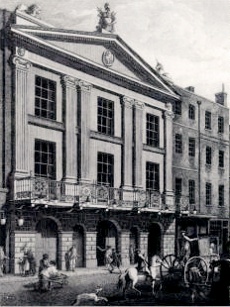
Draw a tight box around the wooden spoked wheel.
[184,256,208,285]
[160,254,183,281]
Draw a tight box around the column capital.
[121,96,135,108]
[12,56,31,71]
[62,75,78,89]
[134,100,145,110]
[164,103,174,119]
[77,80,92,92]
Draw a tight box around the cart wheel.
[184,256,208,285]
[160,254,183,281]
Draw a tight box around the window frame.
[35,75,57,121]
[205,111,212,130]
[173,101,182,116]
[188,137,196,157]
[188,104,195,120]
[218,185,224,207]
[219,150,224,168]
[206,146,212,165]
[206,182,212,206]
[97,152,114,187]
[97,97,114,136]
[189,180,195,204]
[175,134,183,153]
[146,113,160,147]
[146,162,160,191]
[218,116,224,134]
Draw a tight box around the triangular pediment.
[11,24,177,98]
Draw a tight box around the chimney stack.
[215,84,227,106]
[185,86,195,93]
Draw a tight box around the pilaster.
[133,100,144,189]
[62,76,78,183]
[163,103,174,208]
[121,96,134,189]
[85,231,97,268]
[78,80,92,184]
[12,56,31,178]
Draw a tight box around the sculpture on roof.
[96,3,116,33]
[155,59,173,84]
[16,4,41,19]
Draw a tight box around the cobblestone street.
[0,267,212,306]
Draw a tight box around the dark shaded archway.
[148,223,162,262]
[35,218,58,267]
[96,220,119,266]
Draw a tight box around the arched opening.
[35,218,58,267]
[129,226,139,264]
[72,225,84,267]
[96,220,119,266]
[148,223,162,262]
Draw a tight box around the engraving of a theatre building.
[0,6,180,273]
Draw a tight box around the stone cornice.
[90,130,122,145]
[143,144,165,155]
[12,56,32,71]
[62,75,78,89]
[28,114,64,131]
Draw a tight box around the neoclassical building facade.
[0,7,179,273]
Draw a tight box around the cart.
[29,273,69,291]
[159,237,220,303]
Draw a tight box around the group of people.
[18,245,36,276]
[97,245,121,273]
[65,246,79,272]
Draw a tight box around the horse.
[117,255,162,297]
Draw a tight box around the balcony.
[13,177,172,212]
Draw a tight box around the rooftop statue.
[96,3,116,33]
[155,60,173,84]
[16,4,41,19]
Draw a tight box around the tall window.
[97,152,114,187]
[188,104,195,120]
[219,185,224,207]
[206,183,212,206]
[146,162,159,191]
[35,75,56,120]
[218,116,224,133]
[219,150,224,168]
[146,114,159,147]
[205,111,212,129]
[175,134,182,153]
[206,146,212,165]
[189,180,195,204]
[175,178,182,203]
[97,97,114,135]
[188,138,195,157]
[34,139,56,179]
[173,101,182,115]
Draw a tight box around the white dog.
[72,287,108,306]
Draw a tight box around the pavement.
[0,266,118,282]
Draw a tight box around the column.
[12,56,31,178]
[120,232,130,267]
[62,76,78,183]
[121,96,134,189]
[58,231,73,270]
[133,100,144,189]
[78,80,92,184]
[85,231,97,268]
[163,103,174,208]
[139,232,149,257]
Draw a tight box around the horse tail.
[117,270,127,290]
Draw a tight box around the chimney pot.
[215,92,227,106]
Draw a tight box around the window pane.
[97,97,114,136]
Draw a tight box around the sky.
[3,0,230,103]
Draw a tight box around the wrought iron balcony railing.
[13,177,171,211]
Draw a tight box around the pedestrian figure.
[134,249,150,275]
[27,249,36,275]
[68,246,79,272]
[0,247,6,277]
[65,252,70,271]
[210,241,230,305]
[97,245,114,272]
[23,246,30,276]
[111,248,121,273]
[149,254,162,296]
[129,244,135,264]
[181,231,199,263]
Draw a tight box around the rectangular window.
[175,134,182,153]
[146,162,159,191]
[173,101,182,115]
[146,114,159,147]
[206,182,212,206]
[218,116,224,133]
[35,75,56,120]
[188,104,195,120]
[219,185,224,207]
[34,139,56,179]
[97,97,114,136]
[188,138,195,157]
[189,180,195,204]
[175,178,182,203]
[206,146,212,165]
[205,111,212,130]
[219,150,224,168]
[97,152,114,187]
